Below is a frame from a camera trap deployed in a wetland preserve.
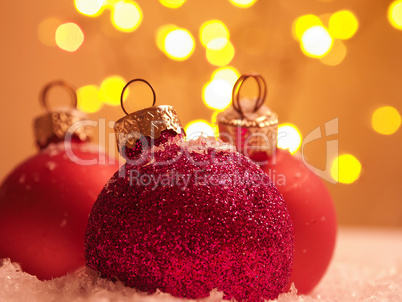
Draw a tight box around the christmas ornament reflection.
[85,79,294,301]
[217,74,337,294]
[0,81,118,280]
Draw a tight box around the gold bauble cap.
[217,74,278,157]
[34,81,93,149]
[114,79,184,153]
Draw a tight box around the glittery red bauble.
[260,149,337,294]
[0,142,118,280]
[85,132,294,302]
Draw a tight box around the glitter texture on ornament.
[85,130,294,302]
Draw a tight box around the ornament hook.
[232,74,267,119]
[40,80,77,112]
[120,78,156,115]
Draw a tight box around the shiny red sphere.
[261,148,337,294]
[0,142,119,280]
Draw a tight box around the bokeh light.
[320,39,347,66]
[211,66,240,85]
[38,18,61,47]
[328,10,359,40]
[111,0,142,32]
[388,0,402,30]
[74,0,105,17]
[159,0,186,8]
[185,120,215,140]
[203,79,233,110]
[55,23,84,52]
[301,25,333,58]
[77,85,103,113]
[331,154,362,184]
[293,14,322,41]
[277,123,302,154]
[200,20,230,50]
[206,41,235,66]
[211,110,223,126]
[164,28,195,60]
[156,24,178,51]
[99,76,127,106]
[105,0,120,8]
[371,106,401,135]
[229,0,257,8]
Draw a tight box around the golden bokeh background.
[1,0,401,227]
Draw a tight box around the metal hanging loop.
[232,74,267,119]
[120,78,156,115]
[40,80,77,112]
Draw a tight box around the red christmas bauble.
[217,74,337,294]
[0,141,118,280]
[0,81,119,279]
[85,105,294,302]
[261,149,337,293]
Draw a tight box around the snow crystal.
[60,219,67,228]
[43,142,65,157]
[184,136,236,155]
[126,135,236,168]
[45,161,57,171]
[18,174,26,184]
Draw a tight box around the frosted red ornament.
[0,81,119,280]
[217,74,337,294]
[85,79,294,302]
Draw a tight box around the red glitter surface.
[85,132,294,301]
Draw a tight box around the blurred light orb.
[185,120,216,140]
[229,0,257,8]
[156,24,178,51]
[164,28,195,60]
[328,10,359,40]
[38,18,61,47]
[203,79,233,110]
[55,23,84,52]
[200,20,230,50]
[159,0,186,8]
[320,39,347,66]
[331,154,362,184]
[293,14,322,41]
[99,75,127,106]
[211,110,223,126]
[372,106,401,135]
[301,26,333,58]
[105,0,120,7]
[388,0,402,30]
[277,123,302,154]
[74,0,105,17]
[77,85,103,113]
[111,1,142,32]
[207,38,229,51]
[211,66,240,86]
[206,41,235,66]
